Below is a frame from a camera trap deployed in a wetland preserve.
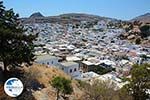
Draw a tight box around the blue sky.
[3,0,150,20]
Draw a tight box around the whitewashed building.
[75,71,100,81]
[93,20,107,30]
[35,55,60,67]
[60,62,81,77]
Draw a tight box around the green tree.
[135,38,141,44]
[51,76,73,100]
[140,24,150,38]
[0,2,36,74]
[125,64,150,100]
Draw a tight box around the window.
[70,69,72,73]
[74,68,77,72]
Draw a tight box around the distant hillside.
[131,13,150,23]
[20,13,119,24]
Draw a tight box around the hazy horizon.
[3,0,150,20]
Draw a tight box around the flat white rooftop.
[61,62,78,67]
[66,56,81,61]
[35,54,60,62]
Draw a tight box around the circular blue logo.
[4,78,24,97]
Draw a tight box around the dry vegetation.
[24,64,70,87]
[22,64,84,100]
[0,63,84,100]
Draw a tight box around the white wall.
[36,58,59,67]
[62,63,80,77]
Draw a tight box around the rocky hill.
[29,12,44,18]
[21,12,150,25]
[20,13,119,24]
[131,13,150,23]
[0,64,84,100]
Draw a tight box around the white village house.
[60,61,81,77]
[93,20,107,30]
[35,54,60,68]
